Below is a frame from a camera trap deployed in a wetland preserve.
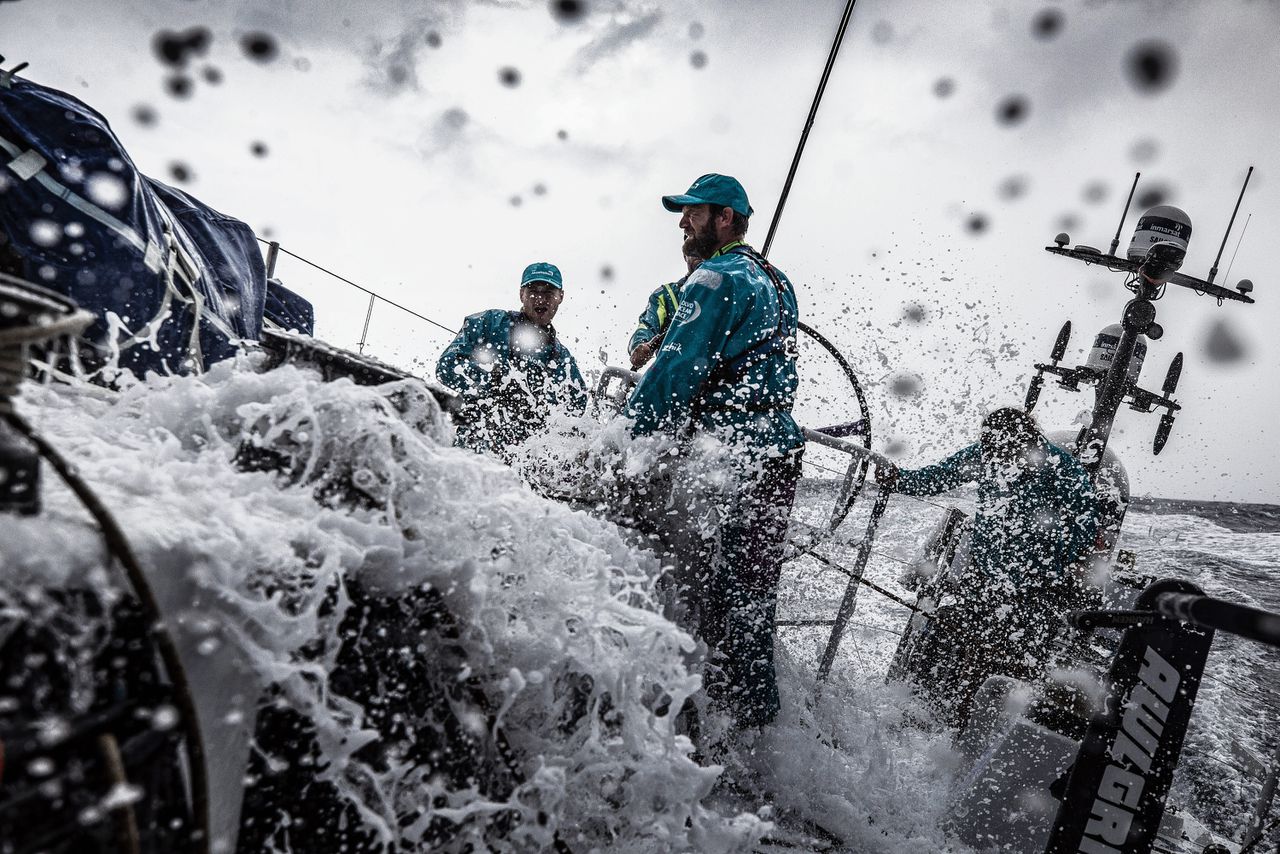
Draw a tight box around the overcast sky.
[4,0,1278,502]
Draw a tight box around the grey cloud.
[572,8,663,74]
[363,17,445,95]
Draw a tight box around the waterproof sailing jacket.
[626,242,803,454]
[436,309,586,450]
[894,439,1097,588]
[628,278,685,355]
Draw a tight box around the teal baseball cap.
[520,261,563,289]
[661,173,753,217]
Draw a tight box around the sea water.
[0,358,1274,852]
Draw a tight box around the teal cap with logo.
[661,173,753,217]
[520,261,563,290]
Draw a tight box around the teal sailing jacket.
[895,440,1097,586]
[625,242,802,454]
[436,309,586,450]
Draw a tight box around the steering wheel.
[783,320,873,560]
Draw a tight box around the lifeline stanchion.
[795,426,897,683]
[816,487,891,683]
[357,293,376,355]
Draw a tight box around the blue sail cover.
[0,73,311,373]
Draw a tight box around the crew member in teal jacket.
[877,407,1097,725]
[437,262,586,455]
[626,173,803,731]
[627,252,700,370]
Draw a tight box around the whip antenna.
[761,0,860,259]
[1208,165,1253,283]
[1222,213,1252,286]
[1109,172,1141,256]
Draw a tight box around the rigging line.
[799,545,920,610]
[1222,213,1252,285]
[761,0,860,258]
[255,237,458,337]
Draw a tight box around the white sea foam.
[9,357,1267,851]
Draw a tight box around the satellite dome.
[1127,205,1192,262]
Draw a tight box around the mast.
[761,0,860,259]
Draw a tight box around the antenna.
[1109,172,1141,257]
[1207,166,1253,284]
[1222,214,1252,286]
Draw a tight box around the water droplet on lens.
[689,21,705,39]
[202,65,223,85]
[1204,319,1247,363]
[165,75,193,99]
[1125,40,1178,94]
[1130,137,1159,163]
[499,66,522,87]
[890,373,922,397]
[871,21,894,43]
[152,704,181,729]
[1083,182,1108,204]
[967,213,989,234]
[933,77,956,98]
[426,31,442,48]
[250,141,269,157]
[132,104,158,126]
[995,94,1030,126]
[153,27,212,68]
[902,303,927,323]
[690,50,708,69]
[1136,185,1171,208]
[240,32,279,63]
[600,265,615,280]
[30,220,60,247]
[86,173,128,209]
[170,162,193,183]
[998,174,1028,200]
[550,0,588,23]
[1031,8,1064,40]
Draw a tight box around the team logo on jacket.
[685,268,722,290]
[674,299,701,325]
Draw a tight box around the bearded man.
[625,173,803,731]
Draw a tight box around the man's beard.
[682,221,720,260]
